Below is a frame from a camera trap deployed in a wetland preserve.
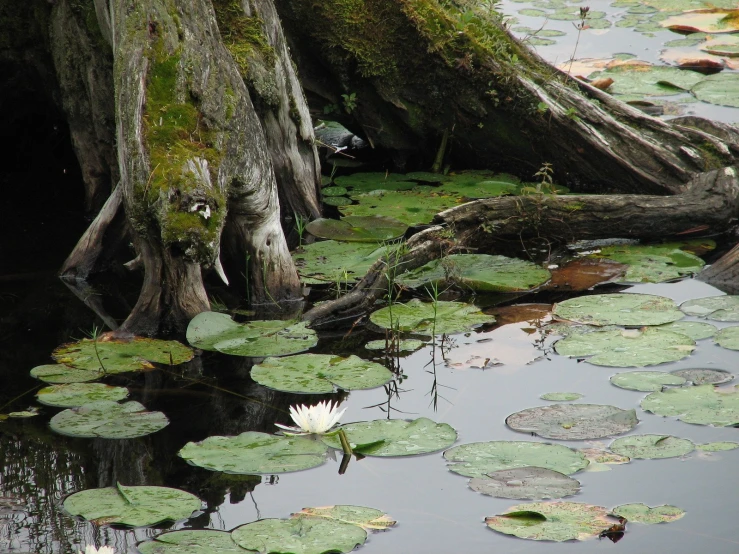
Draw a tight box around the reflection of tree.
[425,335,457,411]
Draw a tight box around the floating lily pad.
[292,241,397,285]
[642,384,739,426]
[594,242,706,283]
[340,190,461,226]
[661,9,739,34]
[680,296,739,320]
[592,64,705,97]
[555,328,695,367]
[30,364,102,384]
[469,467,580,500]
[365,339,425,352]
[36,383,128,408]
[250,354,392,394]
[138,530,244,554]
[63,484,200,527]
[579,448,630,472]
[540,392,583,401]
[334,172,415,192]
[395,254,551,292]
[370,299,494,336]
[670,367,734,385]
[50,400,168,439]
[714,326,739,350]
[322,186,348,197]
[186,312,317,357]
[612,503,685,524]
[52,337,193,373]
[697,441,739,451]
[444,441,589,478]
[548,258,627,292]
[610,371,686,392]
[506,404,638,440]
[658,321,716,340]
[553,293,683,326]
[304,216,407,243]
[437,179,517,199]
[232,518,366,554]
[609,434,695,459]
[179,432,328,474]
[322,418,457,457]
[692,73,739,108]
[485,502,615,542]
[292,505,396,531]
[323,196,352,207]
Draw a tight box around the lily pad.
[692,73,739,108]
[610,371,687,392]
[323,196,352,207]
[661,9,739,34]
[437,179,517,199]
[395,254,551,292]
[506,404,638,440]
[340,190,461,226]
[592,64,705,97]
[594,242,706,283]
[370,299,495,336]
[322,418,457,457]
[63,484,200,527]
[670,367,734,385]
[232,518,366,554]
[714,326,739,350]
[292,241,397,285]
[250,354,392,394]
[680,295,739,320]
[36,383,129,408]
[179,432,328,474]
[641,384,739,426]
[540,392,583,401]
[485,502,615,542]
[697,441,739,451]
[52,337,193,373]
[186,312,317,357]
[138,530,244,554]
[304,215,407,243]
[444,441,589,477]
[579,448,630,472]
[658,321,716,340]
[334,172,414,192]
[553,293,683,327]
[609,434,695,459]
[321,186,348,197]
[50,400,168,439]
[469,467,580,500]
[30,364,102,384]
[555,327,695,367]
[365,339,425,352]
[611,503,685,524]
[292,505,396,531]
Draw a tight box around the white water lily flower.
[275,400,346,435]
[79,546,115,554]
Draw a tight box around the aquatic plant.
[275,400,346,435]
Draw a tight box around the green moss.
[698,141,726,170]
[68,0,109,51]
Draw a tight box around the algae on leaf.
[232,518,366,554]
[469,467,580,500]
[30,364,102,384]
[304,215,407,242]
[641,384,739,426]
[506,403,638,440]
[610,371,686,392]
[370,299,495,336]
[553,293,683,327]
[609,434,695,459]
[50,400,168,439]
[292,240,397,285]
[36,383,128,408]
[612,503,685,524]
[292,505,396,531]
[680,295,739,321]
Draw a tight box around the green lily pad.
[50,400,168,438]
[340,190,461,226]
[658,321,717,340]
[323,196,352,207]
[540,392,583,401]
[553,293,684,326]
[322,418,457,457]
[611,503,685,524]
[444,441,589,478]
[692,73,739,108]
[30,364,102,384]
[609,434,695,459]
[469,467,581,500]
[437,179,517,199]
[334,172,415,193]
[292,505,396,531]
[138,530,244,554]
[592,64,705,97]
[178,431,328,474]
[365,339,425,352]
[52,337,193,373]
[36,383,128,408]
[304,216,407,242]
[250,354,393,393]
[697,441,739,451]
[610,371,687,392]
[661,9,739,34]
[579,448,630,472]
[506,404,638,440]
[485,502,615,542]
[292,241,397,285]
[395,254,551,292]
[63,484,200,527]
[701,35,739,56]
[641,384,739,426]
[670,367,734,385]
[680,295,739,320]
[232,518,366,554]
[322,186,348,197]
[714,326,739,350]
[594,243,706,283]
[186,312,317,357]
[370,299,495,336]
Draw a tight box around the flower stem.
[338,429,353,456]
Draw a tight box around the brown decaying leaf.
[590,78,614,90]
[489,304,552,326]
[547,259,627,292]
